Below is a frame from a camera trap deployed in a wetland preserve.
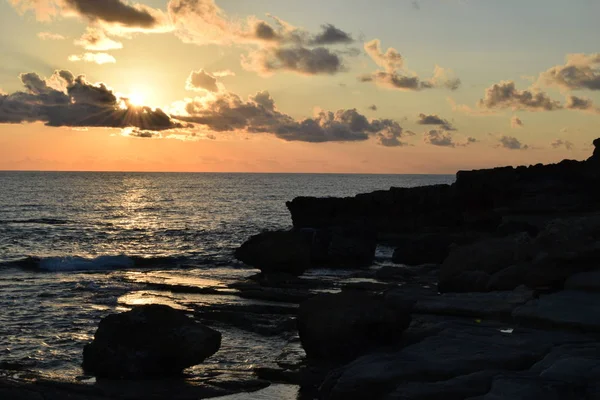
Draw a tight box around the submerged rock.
[83,304,221,379]
[297,292,411,364]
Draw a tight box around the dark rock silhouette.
[297,292,411,364]
[83,305,221,379]
[235,227,376,274]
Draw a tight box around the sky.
[1,0,600,173]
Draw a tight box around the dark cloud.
[423,130,456,147]
[63,0,158,27]
[176,90,405,144]
[499,135,528,150]
[186,69,219,92]
[311,24,354,45]
[417,113,455,131]
[9,0,162,28]
[0,70,182,131]
[243,46,344,76]
[565,96,594,111]
[478,81,562,111]
[75,28,123,51]
[361,39,461,92]
[551,139,574,150]
[541,54,600,91]
[368,104,377,111]
[511,116,523,128]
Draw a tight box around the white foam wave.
[38,255,135,272]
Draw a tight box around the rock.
[513,291,600,332]
[235,230,311,275]
[391,234,455,266]
[83,305,221,379]
[297,292,411,363]
[496,220,540,237]
[325,227,377,268]
[439,234,531,293]
[384,370,498,400]
[320,326,549,400]
[565,270,600,292]
[413,287,534,319]
[469,374,584,400]
[375,265,417,281]
[486,264,528,291]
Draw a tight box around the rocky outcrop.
[297,292,411,364]
[83,305,221,379]
[438,214,600,293]
[235,227,376,273]
[234,230,312,275]
[286,139,600,243]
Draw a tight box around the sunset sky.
[1,0,599,173]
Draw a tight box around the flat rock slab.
[413,288,533,318]
[320,326,550,400]
[384,370,499,400]
[513,291,600,332]
[564,270,600,292]
[467,375,585,400]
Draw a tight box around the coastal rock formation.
[297,292,411,363]
[286,138,600,239]
[234,230,312,275]
[235,227,376,273]
[83,305,221,379]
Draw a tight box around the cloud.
[311,24,354,45]
[38,31,66,40]
[360,39,461,91]
[9,0,166,30]
[417,113,455,131]
[540,53,600,91]
[0,70,183,132]
[551,139,574,150]
[478,81,562,111]
[510,116,523,128]
[173,89,406,145]
[186,69,219,92]
[499,135,528,150]
[447,98,497,116]
[565,95,600,113]
[168,0,353,76]
[68,53,116,64]
[213,70,235,77]
[423,130,453,147]
[242,46,344,76]
[75,28,123,51]
[368,104,378,111]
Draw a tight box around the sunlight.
[128,91,146,107]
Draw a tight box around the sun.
[128,91,146,107]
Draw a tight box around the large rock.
[439,234,531,293]
[297,292,411,363]
[83,305,221,379]
[392,234,455,266]
[325,227,377,268]
[234,230,311,275]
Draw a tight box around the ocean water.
[0,172,454,394]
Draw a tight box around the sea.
[0,172,454,397]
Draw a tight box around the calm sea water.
[0,172,454,394]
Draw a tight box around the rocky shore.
[4,139,600,399]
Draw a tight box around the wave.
[0,218,71,225]
[2,255,192,272]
